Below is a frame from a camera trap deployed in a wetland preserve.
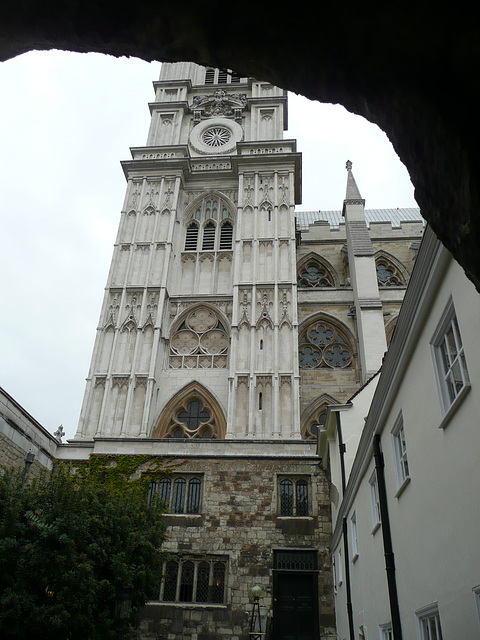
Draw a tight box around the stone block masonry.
[139,455,335,640]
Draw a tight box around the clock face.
[189,118,243,155]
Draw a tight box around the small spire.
[345,159,362,200]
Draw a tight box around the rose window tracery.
[201,126,232,147]
[299,320,353,369]
[170,307,229,369]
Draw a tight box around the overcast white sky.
[0,50,418,440]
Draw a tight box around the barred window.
[279,477,309,516]
[155,557,227,604]
[148,476,202,514]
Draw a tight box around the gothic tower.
[75,62,301,442]
[66,62,423,640]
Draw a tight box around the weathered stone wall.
[0,387,58,480]
[139,455,335,640]
[296,219,424,416]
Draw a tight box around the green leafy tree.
[0,457,168,640]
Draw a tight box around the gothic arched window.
[185,222,199,250]
[375,254,407,286]
[153,382,227,440]
[169,306,229,369]
[297,257,335,287]
[202,221,216,250]
[184,195,234,253]
[219,221,233,249]
[299,318,353,370]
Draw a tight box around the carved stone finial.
[346,160,352,171]
[54,425,65,443]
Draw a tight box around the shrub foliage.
[0,456,168,640]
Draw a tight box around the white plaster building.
[319,224,480,639]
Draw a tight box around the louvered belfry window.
[219,221,233,249]
[202,222,216,250]
[185,222,199,250]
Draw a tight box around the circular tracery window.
[170,307,229,369]
[202,126,232,147]
[298,321,353,369]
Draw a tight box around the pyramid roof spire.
[345,160,363,199]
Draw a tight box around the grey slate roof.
[295,208,423,231]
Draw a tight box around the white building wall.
[326,232,480,639]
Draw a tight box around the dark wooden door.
[272,571,319,640]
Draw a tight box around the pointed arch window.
[202,221,216,250]
[297,256,335,287]
[185,222,199,250]
[299,318,354,369]
[153,381,227,440]
[185,195,234,252]
[219,221,233,250]
[375,255,406,286]
[169,306,229,369]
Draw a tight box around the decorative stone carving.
[279,290,292,329]
[256,291,274,330]
[259,176,274,211]
[191,90,247,120]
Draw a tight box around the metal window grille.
[195,562,210,603]
[179,561,194,602]
[211,562,226,603]
[295,480,309,516]
[186,478,201,514]
[160,558,226,604]
[158,477,172,505]
[274,550,317,571]
[171,478,186,513]
[280,479,294,516]
[163,561,178,601]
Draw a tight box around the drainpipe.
[336,413,354,640]
[373,435,403,640]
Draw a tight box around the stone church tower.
[75,62,301,442]
[66,62,423,640]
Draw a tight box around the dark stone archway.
[2,2,479,288]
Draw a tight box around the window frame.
[391,412,410,497]
[369,470,381,533]
[350,511,359,561]
[155,556,227,605]
[277,475,310,517]
[148,475,203,515]
[379,623,393,640]
[430,298,470,426]
[415,602,443,640]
